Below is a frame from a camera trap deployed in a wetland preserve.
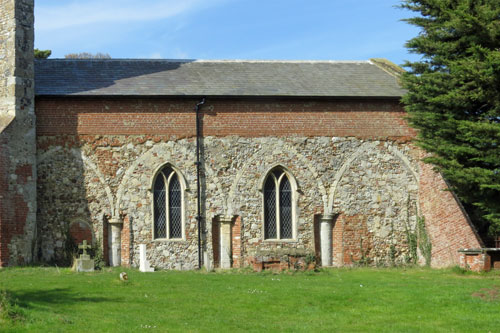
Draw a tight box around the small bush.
[0,290,25,323]
[451,265,472,275]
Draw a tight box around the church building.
[0,0,489,271]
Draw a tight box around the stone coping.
[459,248,500,254]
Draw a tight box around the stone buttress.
[0,0,37,266]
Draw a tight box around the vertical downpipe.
[195,98,206,269]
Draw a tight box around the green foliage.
[405,197,431,266]
[64,52,111,59]
[63,230,79,267]
[89,240,106,270]
[400,0,500,237]
[451,265,472,275]
[304,252,317,265]
[0,290,25,324]
[34,48,51,59]
[351,238,372,267]
[405,220,418,265]
[417,215,433,266]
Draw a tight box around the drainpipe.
[195,97,206,269]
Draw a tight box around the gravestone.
[75,240,94,272]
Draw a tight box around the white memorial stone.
[139,244,154,272]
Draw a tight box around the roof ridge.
[36,58,372,64]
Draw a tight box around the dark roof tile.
[34,59,405,97]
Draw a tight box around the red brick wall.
[69,221,93,246]
[121,216,131,267]
[212,217,220,268]
[103,218,109,265]
[313,215,321,260]
[0,137,30,267]
[232,216,242,268]
[332,214,343,266]
[36,97,415,139]
[0,137,10,266]
[342,214,372,265]
[459,252,490,272]
[418,160,483,267]
[33,96,484,269]
[15,164,32,185]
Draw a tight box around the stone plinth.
[75,254,94,272]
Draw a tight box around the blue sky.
[35,0,421,66]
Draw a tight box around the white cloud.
[35,0,228,31]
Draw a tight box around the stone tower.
[0,0,36,266]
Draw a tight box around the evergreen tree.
[400,0,500,238]
[34,48,51,59]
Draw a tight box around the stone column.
[320,214,334,267]
[219,215,234,269]
[108,217,122,267]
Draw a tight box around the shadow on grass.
[7,288,118,309]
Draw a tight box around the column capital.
[320,213,335,223]
[218,215,235,224]
[108,217,123,225]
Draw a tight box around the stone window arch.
[152,164,187,240]
[261,166,298,240]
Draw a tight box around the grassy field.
[0,267,499,332]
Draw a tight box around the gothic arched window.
[263,168,296,240]
[153,165,184,239]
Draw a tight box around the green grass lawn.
[0,267,499,332]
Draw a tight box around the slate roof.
[34,59,405,98]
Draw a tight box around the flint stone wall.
[36,134,420,268]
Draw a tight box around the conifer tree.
[400,0,500,237]
[34,48,51,59]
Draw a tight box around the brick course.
[36,97,415,139]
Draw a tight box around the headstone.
[75,240,94,272]
[139,244,154,272]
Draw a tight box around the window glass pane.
[264,176,277,239]
[280,176,292,239]
[154,174,166,238]
[169,173,182,238]
[163,167,173,179]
